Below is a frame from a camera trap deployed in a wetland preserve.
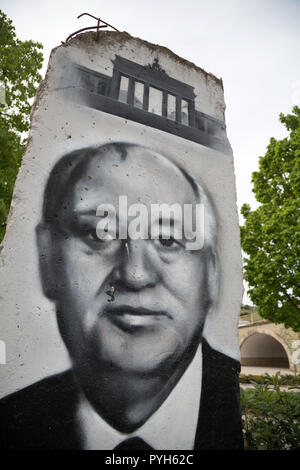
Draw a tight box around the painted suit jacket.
[0,339,244,450]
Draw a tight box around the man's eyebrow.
[73,208,119,220]
[73,209,99,216]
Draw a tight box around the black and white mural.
[61,55,229,152]
[0,32,243,450]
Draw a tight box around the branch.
[276,280,300,312]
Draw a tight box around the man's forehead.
[83,146,182,179]
[66,147,197,209]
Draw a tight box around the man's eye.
[86,229,101,242]
[83,228,117,249]
[86,228,110,241]
[159,237,176,247]
[154,235,183,251]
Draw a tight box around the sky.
[1,0,300,304]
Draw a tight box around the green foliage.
[240,372,300,386]
[0,10,43,241]
[241,304,257,311]
[241,107,300,332]
[240,383,300,450]
[0,10,43,133]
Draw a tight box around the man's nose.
[113,240,160,291]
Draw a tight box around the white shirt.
[76,343,202,450]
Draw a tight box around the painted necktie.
[114,437,154,451]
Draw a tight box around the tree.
[0,10,43,241]
[241,106,300,332]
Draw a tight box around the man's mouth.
[103,305,171,332]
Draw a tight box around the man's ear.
[36,223,58,301]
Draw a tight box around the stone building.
[239,309,300,371]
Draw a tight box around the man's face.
[42,147,215,375]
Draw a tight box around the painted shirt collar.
[77,343,202,450]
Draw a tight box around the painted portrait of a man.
[0,31,244,451]
[0,142,243,450]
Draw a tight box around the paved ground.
[241,366,293,376]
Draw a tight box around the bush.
[240,382,300,450]
[240,372,300,386]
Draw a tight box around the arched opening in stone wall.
[240,333,289,368]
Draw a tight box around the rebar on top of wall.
[62,12,120,43]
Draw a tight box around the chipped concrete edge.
[62,30,224,88]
